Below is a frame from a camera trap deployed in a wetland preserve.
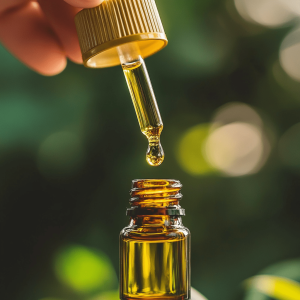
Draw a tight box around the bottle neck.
[130,215,183,226]
[127,179,185,219]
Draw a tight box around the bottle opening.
[127,179,185,217]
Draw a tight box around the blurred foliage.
[54,245,117,294]
[244,259,300,300]
[2,0,300,300]
[245,275,300,300]
[90,290,119,300]
[39,298,63,300]
[177,124,215,175]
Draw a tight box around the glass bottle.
[120,179,191,300]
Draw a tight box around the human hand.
[0,0,103,76]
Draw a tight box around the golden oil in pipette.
[122,58,164,166]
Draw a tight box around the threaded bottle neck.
[127,179,185,217]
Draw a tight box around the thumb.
[64,0,104,8]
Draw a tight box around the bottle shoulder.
[120,224,190,241]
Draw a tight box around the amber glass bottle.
[120,179,191,300]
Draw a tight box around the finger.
[38,0,82,64]
[0,2,66,75]
[0,0,29,14]
[64,0,104,8]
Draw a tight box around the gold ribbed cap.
[75,0,168,68]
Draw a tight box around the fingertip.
[67,41,83,64]
[69,55,83,64]
[0,3,69,77]
[38,0,83,66]
[36,56,67,76]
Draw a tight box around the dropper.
[74,0,168,166]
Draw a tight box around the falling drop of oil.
[146,135,164,166]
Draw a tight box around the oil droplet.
[146,137,164,166]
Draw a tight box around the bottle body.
[120,217,190,300]
[120,179,191,300]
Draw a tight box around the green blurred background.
[2,0,300,299]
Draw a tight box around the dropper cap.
[75,0,168,68]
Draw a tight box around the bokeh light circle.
[205,122,264,176]
[91,290,119,300]
[191,287,208,300]
[234,0,295,28]
[39,298,62,300]
[278,0,300,16]
[280,28,300,82]
[212,102,263,128]
[177,103,271,177]
[54,245,117,294]
[177,124,215,176]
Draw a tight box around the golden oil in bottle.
[122,58,164,167]
[120,179,191,300]
[121,234,188,299]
